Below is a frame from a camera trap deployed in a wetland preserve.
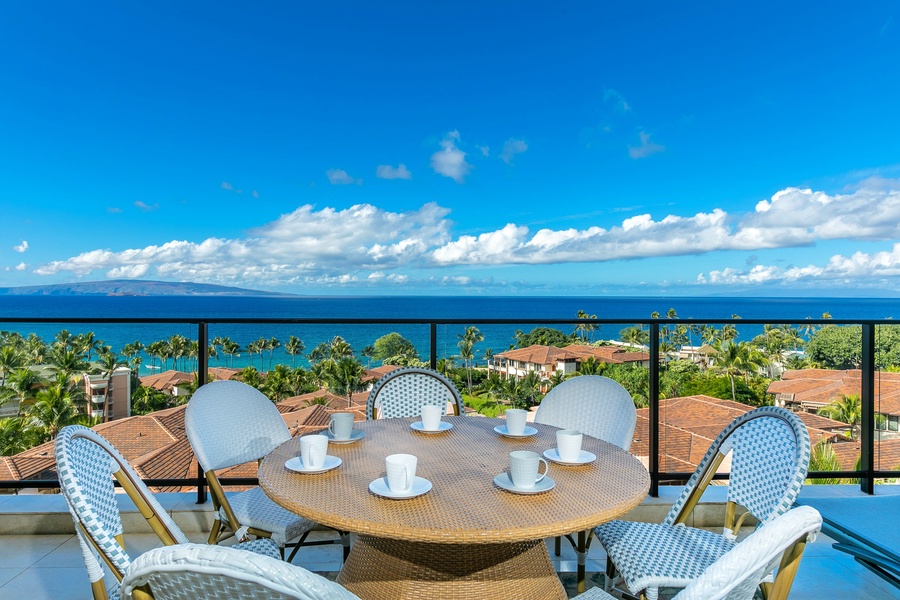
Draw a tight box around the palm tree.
[285,336,306,368]
[458,326,484,396]
[324,357,367,405]
[6,368,43,416]
[361,345,375,368]
[619,325,648,349]
[263,364,296,401]
[579,356,605,375]
[239,366,263,389]
[266,337,281,371]
[327,336,354,361]
[574,310,597,342]
[131,386,172,415]
[48,349,87,380]
[0,346,24,384]
[711,341,751,402]
[97,350,127,423]
[806,441,844,485]
[222,340,241,368]
[818,394,862,440]
[24,384,83,441]
[24,334,47,365]
[53,330,74,354]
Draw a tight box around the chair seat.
[233,537,283,560]
[594,520,736,594]
[226,487,316,546]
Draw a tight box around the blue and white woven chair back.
[675,506,821,600]
[665,406,811,527]
[365,367,464,420]
[121,543,361,600]
[186,380,291,471]
[57,424,189,590]
[534,375,637,450]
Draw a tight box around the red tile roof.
[768,369,900,416]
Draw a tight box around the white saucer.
[285,455,342,474]
[324,429,365,444]
[494,424,538,438]
[543,448,597,466]
[369,476,433,499]
[411,421,453,433]
[493,472,555,495]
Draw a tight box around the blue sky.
[2,2,899,296]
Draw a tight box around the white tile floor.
[0,529,898,600]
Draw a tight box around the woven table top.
[259,416,650,545]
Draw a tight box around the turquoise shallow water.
[1,295,897,373]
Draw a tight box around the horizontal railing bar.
[0,316,894,326]
[2,471,892,490]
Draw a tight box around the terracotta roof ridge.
[1,457,22,480]
[149,412,181,442]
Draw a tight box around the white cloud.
[376,164,412,180]
[134,201,159,212]
[13,241,28,253]
[35,203,452,284]
[252,190,259,198]
[701,243,900,286]
[15,262,26,271]
[499,139,528,164]
[628,131,665,159]
[30,178,900,289]
[604,89,631,112]
[221,182,234,190]
[430,131,472,183]
[108,207,122,214]
[477,145,490,157]
[326,169,361,185]
[107,264,150,279]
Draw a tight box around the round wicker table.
[259,415,649,600]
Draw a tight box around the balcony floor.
[1,528,898,599]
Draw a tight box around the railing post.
[649,322,660,497]
[430,322,437,370]
[196,321,208,504]
[860,323,875,494]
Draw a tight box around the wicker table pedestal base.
[337,535,567,600]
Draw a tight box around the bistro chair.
[185,380,345,563]
[594,406,811,600]
[365,366,464,420]
[575,505,822,600]
[120,542,361,600]
[534,375,638,592]
[534,375,637,450]
[55,425,279,600]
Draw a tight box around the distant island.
[0,280,295,297]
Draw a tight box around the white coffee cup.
[509,450,549,489]
[385,453,417,493]
[505,409,528,436]
[299,435,329,469]
[328,412,355,440]
[421,404,442,431]
[556,429,583,462]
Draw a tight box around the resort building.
[139,370,195,399]
[768,369,900,433]
[82,367,132,421]
[490,344,650,385]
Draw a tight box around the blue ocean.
[1,295,898,373]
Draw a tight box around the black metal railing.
[1,315,895,501]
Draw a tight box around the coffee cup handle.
[405,465,414,489]
[535,458,549,483]
[327,420,336,436]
